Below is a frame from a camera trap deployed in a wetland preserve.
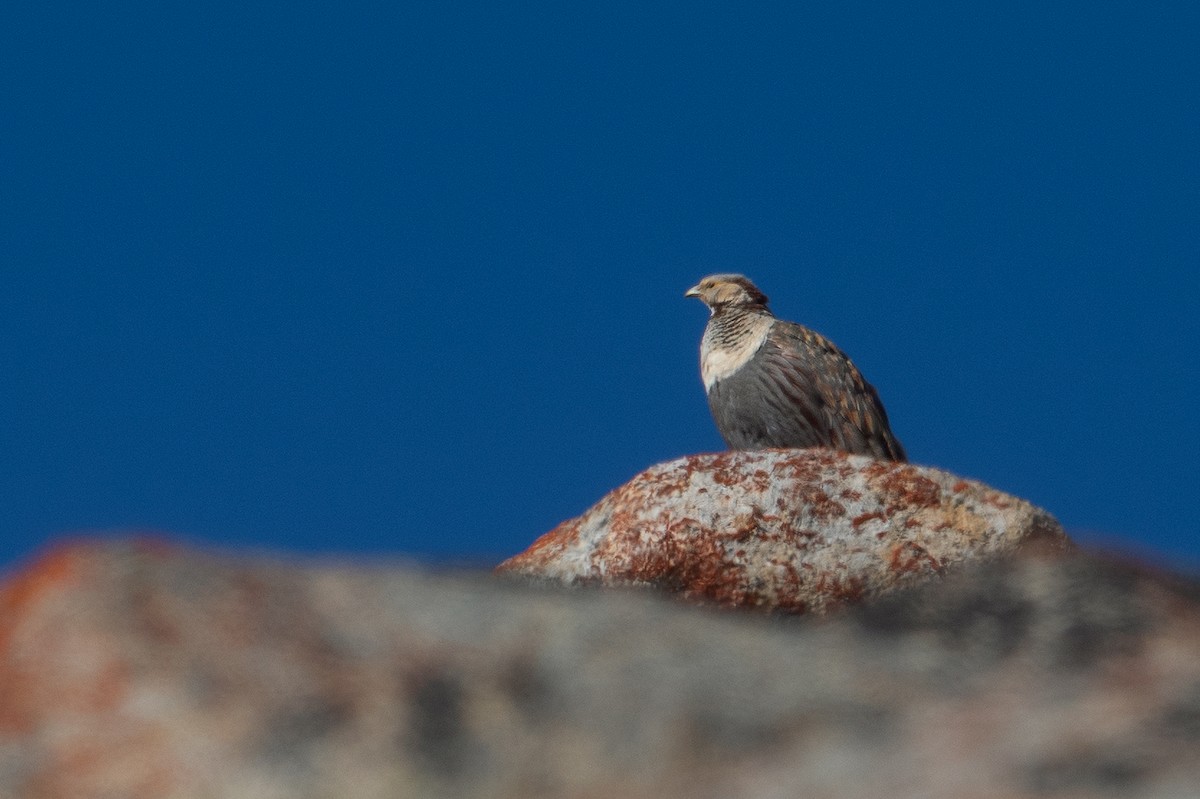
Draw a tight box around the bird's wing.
[760,321,907,461]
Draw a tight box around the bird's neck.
[700,306,775,389]
[708,305,774,341]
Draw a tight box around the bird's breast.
[700,317,773,391]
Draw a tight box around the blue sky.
[2,3,1197,572]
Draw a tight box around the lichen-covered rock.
[498,449,1069,613]
[1,540,1198,799]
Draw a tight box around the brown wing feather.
[759,321,907,461]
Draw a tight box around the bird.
[685,274,907,461]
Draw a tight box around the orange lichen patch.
[869,466,943,516]
[811,573,866,609]
[708,451,754,487]
[770,451,824,482]
[0,537,176,636]
[852,511,887,529]
[710,470,741,487]
[983,491,1014,509]
[651,459,699,498]
[649,451,761,497]
[952,481,971,493]
[778,526,823,550]
[588,508,811,611]
[748,469,773,492]
[798,487,846,521]
[859,460,895,479]
[617,519,720,587]
[496,519,581,572]
[0,543,84,651]
[0,542,133,734]
[888,542,943,576]
[723,513,765,543]
[770,452,849,520]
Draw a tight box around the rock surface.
[3,540,1200,799]
[498,449,1070,613]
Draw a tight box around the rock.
[1,540,1199,799]
[498,449,1070,613]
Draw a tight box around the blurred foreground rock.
[3,540,1200,799]
[499,450,1070,612]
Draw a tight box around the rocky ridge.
[2,451,1187,799]
[1,541,1198,798]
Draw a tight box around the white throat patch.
[700,317,773,390]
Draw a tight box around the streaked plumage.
[685,274,906,461]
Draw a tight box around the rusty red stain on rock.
[0,544,86,733]
[859,460,892,479]
[0,545,80,641]
[800,487,846,521]
[871,468,943,515]
[0,542,148,741]
[984,492,1014,509]
[888,542,943,576]
[852,511,886,529]
[503,518,582,571]
[811,573,866,609]
[711,470,740,487]
[498,450,1070,615]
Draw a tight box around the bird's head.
[684,274,770,313]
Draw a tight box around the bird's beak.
[684,284,702,299]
